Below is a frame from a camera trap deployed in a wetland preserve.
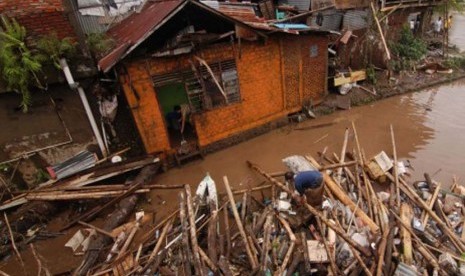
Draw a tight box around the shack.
[99,0,329,158]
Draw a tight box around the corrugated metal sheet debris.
[308,9,343,31]
[47,150,97,180]
[342,9,370,30]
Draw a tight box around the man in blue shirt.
[285,170,324,206]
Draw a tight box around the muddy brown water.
[156,80,465,189]
[2,81,465,274]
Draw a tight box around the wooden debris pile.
[78,122,465,276]
[3,122,465,276]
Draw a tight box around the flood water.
[2,16,465,275]
[156,80,465,191]
[449,12,465,53]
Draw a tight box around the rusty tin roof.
[98,0,187,72]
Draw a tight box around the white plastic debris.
[196,173,218,209]
[282,155,317,173]
[277,200,291,212]
[65,230,85,252]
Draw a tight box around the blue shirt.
[294,170,323,194]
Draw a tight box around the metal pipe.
[60,58,108,157]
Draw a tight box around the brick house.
[98,0,329,157]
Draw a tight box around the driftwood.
[73,164,158,276]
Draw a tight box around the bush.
[0,16,43,112]
[444,56,465,69]
[391,25,427,69]
[86,33,115,60]
[36,32,76,69]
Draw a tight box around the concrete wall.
[120,34,328,154]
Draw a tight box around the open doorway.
[156,82,197,149]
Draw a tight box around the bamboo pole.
[223,176,259,268]
[260,214,273,272]
[247,161,372,257]
[376,227,390,276]
[370,2,391,60]
[223,205,231,259]
[390,124,401,207]
[4,213,25,273]
[185,185,204,276]
[351,122,374,220]
[422,183,441,227]
[179,192,193,276]
[142,218,173,271]
[337,128,349,184]
[316,217,340,275]
[199,247,218,272]
[208,210,218,266]
[77,221,115,239]
[276,215,296,272]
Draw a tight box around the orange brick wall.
[0,0,77,40]
[120,34,328,153]
[120,65,171,153]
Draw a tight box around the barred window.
[152,59,241,113]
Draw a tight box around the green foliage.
[36,32,76,69]
[366,65,376,85]
[0,16,43,112]
[86,33,115,59]
[391,25,427,62]
[444,56,465,69]
[390,25,427,71]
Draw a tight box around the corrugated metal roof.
[201,1,265,24]
[278,0,311,11]
[98,0,187,72]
